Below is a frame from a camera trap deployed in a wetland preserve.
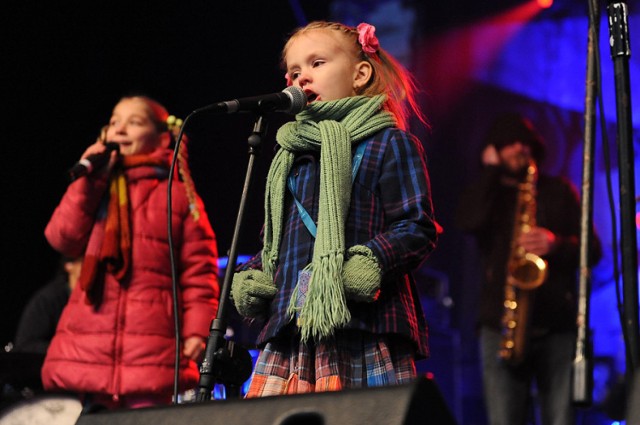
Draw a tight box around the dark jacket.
[456,165,602,333]
[14,274,70,354]
[241,128,438,357]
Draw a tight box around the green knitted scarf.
[262,94,396,342]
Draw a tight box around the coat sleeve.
[365,131,438,276]
[44,177,109,258]
[178,194,220,339]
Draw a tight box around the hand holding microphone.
[68,141,120,181]
[67,87,308,181]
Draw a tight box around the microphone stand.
[572,0,599,405]
[195,114,267,402]
[607,0,639,380]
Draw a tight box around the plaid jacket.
[241,127,437,357]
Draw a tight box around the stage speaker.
[75,376,457,425]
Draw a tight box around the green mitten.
[342,245,382,302]
[231,270,277,318]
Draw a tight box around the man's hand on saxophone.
[518,226,557,256]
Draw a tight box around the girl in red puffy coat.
[42,95,220,410]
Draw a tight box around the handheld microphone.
[197,86,307,115]
[68,142,120,181]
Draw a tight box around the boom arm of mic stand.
[195,115,268,402]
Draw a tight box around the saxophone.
[499,160,548,365]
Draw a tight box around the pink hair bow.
[357,23,380,54]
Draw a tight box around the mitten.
[231,269,277,318]
[342,245,382,302]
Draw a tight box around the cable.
[166,111,198,403]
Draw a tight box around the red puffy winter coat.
[41,148,219,399]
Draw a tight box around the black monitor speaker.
[75,375,457,425]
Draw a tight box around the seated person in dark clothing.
[13,256,82,354]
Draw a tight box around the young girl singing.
[42,95,220,409]
[231,21,438,397]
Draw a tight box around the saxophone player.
[455,114,602,425]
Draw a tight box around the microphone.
[68,142,120,181]
[198,86,307,115]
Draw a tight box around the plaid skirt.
[245,330,417,398]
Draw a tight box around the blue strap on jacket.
[287,141,367,238]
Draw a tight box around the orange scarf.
[78,154,168,305]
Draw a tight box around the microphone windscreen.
[283,86,307,114]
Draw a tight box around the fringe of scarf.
[263,95,396,341]
[77,154,168,305]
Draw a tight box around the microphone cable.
[167,109,199,404]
